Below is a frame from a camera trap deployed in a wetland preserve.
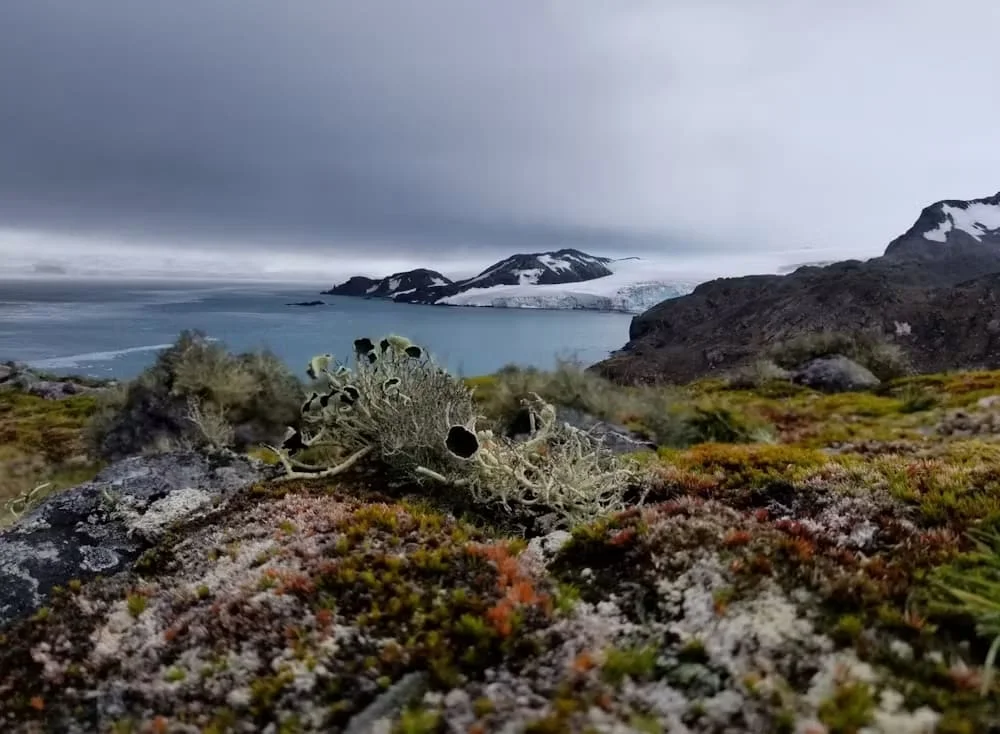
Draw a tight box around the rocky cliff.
[593,192,1000,384]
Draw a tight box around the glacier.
[431,259,699,314]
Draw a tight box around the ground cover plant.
[4,336,1000,730]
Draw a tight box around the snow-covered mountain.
[392,248,614,305]
[886,191,1000,254]
[322,249,696,313]
[322,268,452,298]
[435,258,697,313]
[879,191,1000,284]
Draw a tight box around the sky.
[2,1,999,282]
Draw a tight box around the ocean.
[0,279,634,380]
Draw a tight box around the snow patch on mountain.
[436,259,698,313]
[463,250,609,287]
[923,201,1000,242]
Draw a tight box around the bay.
[0,279,633,380]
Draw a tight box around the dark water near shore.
[0,279,633,379]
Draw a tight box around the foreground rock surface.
[0,453,994,732]
[0,452,264,626]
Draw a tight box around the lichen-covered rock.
[507,406,656,454]
[0,451,263,627]
[792,355,880,393]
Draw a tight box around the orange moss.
[468,541,552,637]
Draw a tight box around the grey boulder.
[0,451,265,628]
[506,406,656,454]
[792,355,880,393]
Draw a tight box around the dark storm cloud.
[1,0,1000,272]
[0,0,672,257]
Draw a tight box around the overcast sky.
[2,1,999,280]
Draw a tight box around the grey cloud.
[1,1,999,271]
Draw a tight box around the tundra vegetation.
[2,333,1000,731]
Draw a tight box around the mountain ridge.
[592,191,1000,383]
[320,248,693,313]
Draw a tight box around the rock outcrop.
[323,269,453,299]
[792,355,880,393]
[593,192,1000,384]
[0,451,264,626]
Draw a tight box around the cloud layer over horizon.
[2,1,999,279]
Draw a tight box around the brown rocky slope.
[593,192,1000,385]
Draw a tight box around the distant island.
[322,249,697,314]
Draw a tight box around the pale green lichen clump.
[269,336,637,529]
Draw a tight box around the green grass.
[0,390,103,525]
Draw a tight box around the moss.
[816,680,875,734]
[247,446,281,465]
[831,614,866,645]
[250,670,296,715]
[600,644,659,686]
[0,390,102,525]
[163,667,186,683]
[126,592,148,618]
[677,638,709,665]
[392,705,444,734]
[628,714,664,734]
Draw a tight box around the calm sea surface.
[0,279,633,379]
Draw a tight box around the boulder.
[506,406,656,454]
[792,355,880,393]
[0,451,264,627]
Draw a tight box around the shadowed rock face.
[0,452,264,627]
[591,193,1000,385]
[323,269,453,298]
[323,249,613,306]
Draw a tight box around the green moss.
[601,644,659,686]
[628,714,663,734]
[250,670,296,715]
[473,697,495,717]
[247,446,281,465]
[392,705,443,734]
[553,582,581,615]
[817,681,875,733]
[677,638,709,664]
[831,614,866,645]
[126,592,148,618]
[0,390,102,525]
[164,667,186,683]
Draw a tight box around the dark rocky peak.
[323,276,379,297]
[371,269,453,298]
[462,248,612,288]
[324,269,452,298]
[885,191,1000,258]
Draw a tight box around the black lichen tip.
[354,337,375,356]
[405,345,423,359]
[383,377,401,390]
[340,385,361,405]
[281,428,306,453]
[446,425,479,459]
[367,352,378,364]
[380,338,391,353]
[301,392,320,412]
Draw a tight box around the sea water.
[0,279,634,379]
